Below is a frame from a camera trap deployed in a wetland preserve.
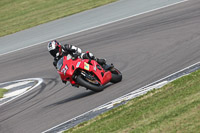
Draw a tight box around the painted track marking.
[0,78,43,107]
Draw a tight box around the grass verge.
[0,0,117,37]
[65,69,200,133]
[0,88,8,98]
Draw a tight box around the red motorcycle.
[56,55,122,92]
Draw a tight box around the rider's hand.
[72,52,80,60]
[74,54,78,59]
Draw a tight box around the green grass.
[65,69,200,133]
[0,0,117,37]
[0,88,8,98]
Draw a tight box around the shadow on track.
[44,83,113,108]
[44,91,95,108]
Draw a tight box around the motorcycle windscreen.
[57,57,64,71]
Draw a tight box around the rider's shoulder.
[63,43,71,50]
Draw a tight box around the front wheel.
[76,75,104,92]
[110,68,122,83]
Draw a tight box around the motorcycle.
[56,55,122,92]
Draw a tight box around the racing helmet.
[47,40,62,57]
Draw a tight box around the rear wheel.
[110,68,122,83]
[76,75,104,92]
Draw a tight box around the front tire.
[76,75,104,92]
[110,68,122,83]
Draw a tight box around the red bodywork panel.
[57,56,112,85]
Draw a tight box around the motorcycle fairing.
[57,56,112,85]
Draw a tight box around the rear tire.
[76,75,104,92]
[110,68,122,83]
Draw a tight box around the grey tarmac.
[0,0,185,55]
[0,0,200,133]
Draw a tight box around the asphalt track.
[0,0,185,55]
[0,0,200,132]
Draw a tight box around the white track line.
[0,78,43,107]
[4,81,33,90]
[4,86,32,98]
[0,0,189,57]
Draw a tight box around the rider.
[47,40,106,84]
